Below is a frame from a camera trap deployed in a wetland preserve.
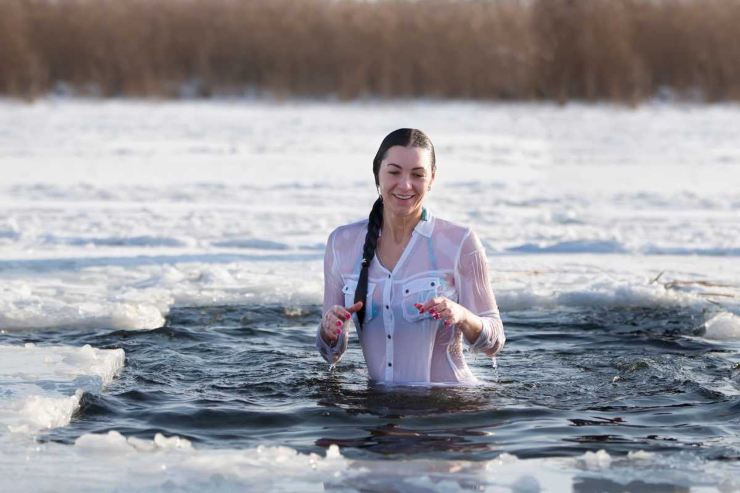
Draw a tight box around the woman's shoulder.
[328,218,369,244]
[431,215,474,241]
[432,216,487,262]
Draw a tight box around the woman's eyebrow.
[387,163,426,171]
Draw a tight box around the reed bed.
[2,0,740,102]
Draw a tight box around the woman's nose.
[397,176,412,189]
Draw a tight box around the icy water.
[1,100,740,491]
[15,304,735,466]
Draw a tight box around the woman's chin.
[386,203,422,218]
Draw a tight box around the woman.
[316,129,504,385]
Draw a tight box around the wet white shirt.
[316,210,505,385]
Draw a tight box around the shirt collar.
[413,207,434,237]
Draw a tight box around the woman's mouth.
[393,193,415,201]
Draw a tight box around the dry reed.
[2,0,740,102]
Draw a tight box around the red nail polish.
[345,313,351,320]
[335,329,341,335]
[336,321,342,327]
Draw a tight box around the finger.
[436,308,452,318]
[325,313,344,332]
[428,300,447,316]
[420,297,445,312]
[332,306,352,321]
[436,309,453,323]
[346,301,364,314]
[322,325,338,343]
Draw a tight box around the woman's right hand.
[321,301,363,345]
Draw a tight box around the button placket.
[384,273,394,381]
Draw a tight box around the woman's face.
[377,145,435,219]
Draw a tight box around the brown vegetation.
[1,0,740,102]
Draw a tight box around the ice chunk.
[704,312,740,340]
[0,344,124,435]
[579,449,612,469]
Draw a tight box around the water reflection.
[315,376,499,455]
[316,377,495,417]
[573,477,690,493]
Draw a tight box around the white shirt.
[316,210,505,385]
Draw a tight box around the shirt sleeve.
[316,229,349,364]
[456,229,505,356]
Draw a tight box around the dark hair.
[354,128,436,329]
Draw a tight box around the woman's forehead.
[382,146,433,169]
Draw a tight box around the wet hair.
[354,128,436,329]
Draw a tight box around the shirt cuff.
[467,316,505,356]
[316,323,348,365]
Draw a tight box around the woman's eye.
[414,174,425,179]
[389,171,400,175]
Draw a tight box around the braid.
[354,197,383,330]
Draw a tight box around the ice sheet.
[1,100,738,332]
[0,430,737,492]
[0,343,124,434]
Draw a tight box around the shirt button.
[388,274,391,278]
[388,362,392,367]
[387,334,391,339]
[385,304,389,309]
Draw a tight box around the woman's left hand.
[416,297,468,328]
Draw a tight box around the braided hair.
[353,128,436,329]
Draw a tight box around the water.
[3,304,731,465]
[1,99,740,491]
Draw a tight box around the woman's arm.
[316,230,357,364]
[456,230,505,355]
[420,229,505,356]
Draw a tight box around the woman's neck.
[382,207,422,244]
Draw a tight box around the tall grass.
[2,0,740,102]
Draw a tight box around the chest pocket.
[401,277,440,322]
[343,279,377,324]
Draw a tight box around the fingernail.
[434,314,440,320]
[335,329,341,335]
[336,321,342,327]
[444,320,451,327]
[345,313,351,320]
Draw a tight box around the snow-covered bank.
[0,344,124,434]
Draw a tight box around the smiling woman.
[316,129,505,385]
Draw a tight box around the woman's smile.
[392,192,415,202]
